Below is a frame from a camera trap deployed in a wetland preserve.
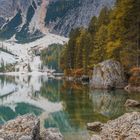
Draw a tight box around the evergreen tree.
[106,0,140,69]
[60,0,140,76]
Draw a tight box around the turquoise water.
[0,75,140,140]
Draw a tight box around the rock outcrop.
[91,112,140,140]
[0,0,116,40]
[0,114,40,140]
[0,114,63,140]
[44,128,63,140]
[124,99,140,107]
[0,0,44,42]
[90,60,126,89]
[46,0,115,36]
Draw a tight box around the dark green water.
[0,75,140,140]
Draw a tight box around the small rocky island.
[0,114,63,140]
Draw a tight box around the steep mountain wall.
[0,0,115,40]
[0,0,45,42]
[45,0,115,36]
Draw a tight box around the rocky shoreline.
[89,112,140,140]
[0,114,63,140]
[1,112,140,140]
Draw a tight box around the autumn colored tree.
[60,0,140,76]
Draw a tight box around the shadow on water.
[0,75,140,140]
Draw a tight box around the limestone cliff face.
[90,60,126,89]
[0,0,41,25]
[45,0,115,36]
[0,0,45,42]
[0,0,115,40]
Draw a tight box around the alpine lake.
[0,74,140,140]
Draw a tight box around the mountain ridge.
[45,0,115,36]
[0,0,115,40]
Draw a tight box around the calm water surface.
[0,75,140,140]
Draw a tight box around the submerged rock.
[91,112,140,140]
[87,122,103,132]
[90,60,126,89]
[0,114,40,140]
[124,99,140,107]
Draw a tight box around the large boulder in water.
[91,112,140,140]
[90,60,126,89]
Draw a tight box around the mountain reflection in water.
[0,75,140,140]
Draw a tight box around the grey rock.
[91,112,140,140]
[45,128,63,140]
[91,135,102,140]
[90,59,126,89]
[125,84,140,92]
[124,99,140,107]
[19,136,32,140]
[0,114,40,140]
[0,0,43,41]
[87,122,103,131]
[0,0,36,19]
[0,17,5,28]
[47,0,115,36]
[0,0,115,38]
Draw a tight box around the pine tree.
[106,0,140,69]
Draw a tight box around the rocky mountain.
[45,0,115,36]
[0,0,69,73]
[0,0,46,42]
[0,0,115,41]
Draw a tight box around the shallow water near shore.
[0,75,140,140]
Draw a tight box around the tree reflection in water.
[0,75,140,140]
